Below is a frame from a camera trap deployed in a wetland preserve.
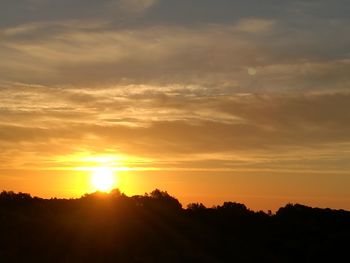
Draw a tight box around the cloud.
[1,1,349,29]
[116,0,157,13]
[1,86,350,171]
[0,0,350,174]
[233,18,275,33]
[1,19,349,91]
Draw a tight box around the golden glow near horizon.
[91,167,117,192]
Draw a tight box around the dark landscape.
[0,189,349,262]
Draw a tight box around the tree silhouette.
[0,190,349,262]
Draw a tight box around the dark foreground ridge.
[0,190,349,262]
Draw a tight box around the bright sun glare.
[91,167,116,192]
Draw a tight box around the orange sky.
[1,0,350,211]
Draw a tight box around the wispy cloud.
[116,0,158,13]
[1,19,349,90]
[233,18,275,33]
[0,0,350,177]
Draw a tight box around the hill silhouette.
[0,189,349,262]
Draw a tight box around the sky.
[1,0,350,210]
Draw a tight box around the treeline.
[0,190,349,262]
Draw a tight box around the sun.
[91,167,116,192]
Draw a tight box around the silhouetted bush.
[0,190,349,262]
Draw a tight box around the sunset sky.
[1,0,350,210]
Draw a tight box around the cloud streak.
[0,0,349,176]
